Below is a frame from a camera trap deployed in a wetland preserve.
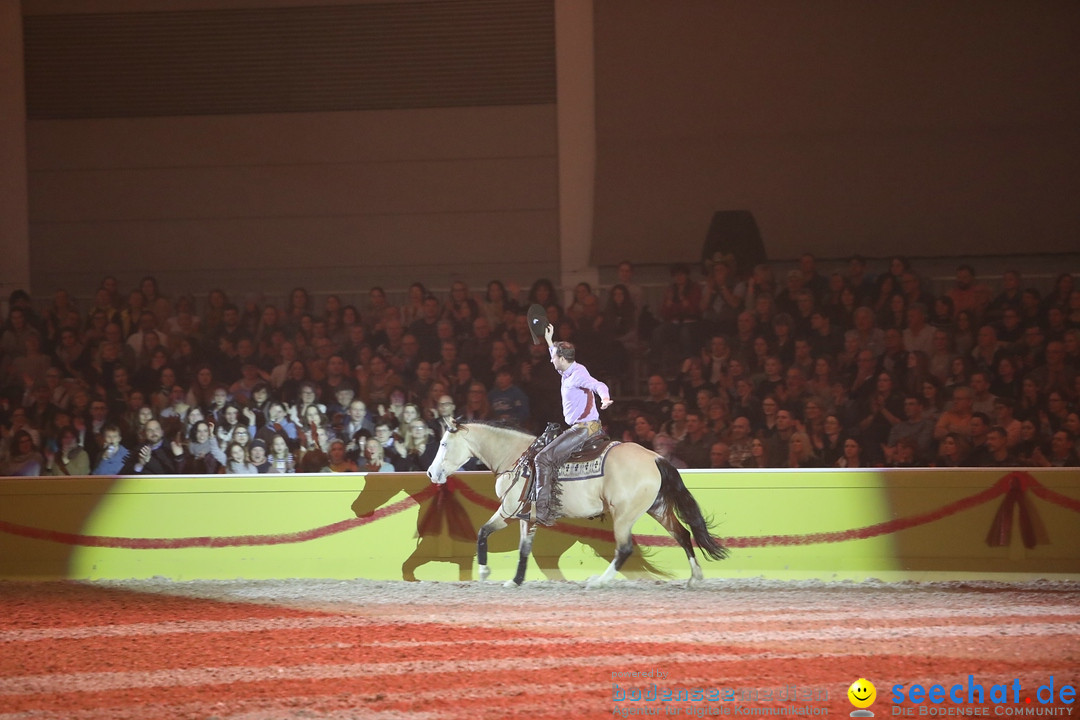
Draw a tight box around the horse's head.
[426,423,472,484]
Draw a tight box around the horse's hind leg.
[585,513,637,589]
[505,520,537,587]
[477,511,508,581]
[648,503,703,585]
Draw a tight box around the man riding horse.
[533,321,613,525]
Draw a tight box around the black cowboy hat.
[526,304,548,345]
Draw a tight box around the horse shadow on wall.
[351,472,667,582]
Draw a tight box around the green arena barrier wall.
[1,468,1078,582]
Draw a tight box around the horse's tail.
[655,457,728,561]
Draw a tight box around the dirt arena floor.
[1,578,1078,720]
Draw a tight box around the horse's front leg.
[506,520,538,588]
[477,510,508,581]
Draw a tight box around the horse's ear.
[446,417,460,432]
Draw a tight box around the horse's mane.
[457,419,536,442]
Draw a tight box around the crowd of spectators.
[0,255,1078,476]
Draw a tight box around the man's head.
[143,420,164,445]
[551,342,575,372]
[731,416,751,439]
[969,412,991,441]
[327,439,346,464]
[348,400,368,422]
[903,395,923,420]
[955,264,976,290]
[1050,430,1075,459]
[970,371,990,396]
[709,442,730,468]
[685,411,704,438]
[335,386,355,408]
[776,409,794,432]
[894,438,917,465]
[103,424,122,448]
[250,440,268,465]
[952,386,973,412]
[986,427,1009,456]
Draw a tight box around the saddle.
[513,423,617,515]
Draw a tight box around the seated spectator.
[787,431,818,468]
[888,395,935,463]
[488,368,530,427]
[42,425,88,476]
[360,437,395,472]
[885,437,920,468]
[962,412,993,466]
[92,424,130,475]
[1031,430,1080,467]
[764,407,797,467]
[652,263,702,375]
[401,419,437,471]
[709,441,732,469]
[267,435,297,473]
[976,426,1021,467]
[966,371,997,417]
[248,439,270,473]
[934,433,971,467]
[651,432,687,469]
[0,429,43,476]
[835,436,866,468]
[629,414,658,450]
[225,442,258,474]
[658,400,688,442]
[946,264,991,317]
[745,437,769,468]
[187,420,226,474]
[132,419,186,474]
[326,439,358,473]
[461,381,491,422]
[726,416,754,468]
[673,411,715,469]
[935,386,975,441]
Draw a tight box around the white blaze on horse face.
[427,434,451,484]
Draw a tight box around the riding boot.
[532,463,557,526]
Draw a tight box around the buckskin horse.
[349,471,667,581]
[426,421,727,587]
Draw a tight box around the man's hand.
[600,398,614,410]
[543,322,554,347]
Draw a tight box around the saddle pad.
[558,440,620,481]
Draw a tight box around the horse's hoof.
[478,565,491,581]
[585,575,610,590]
[503,579,521,588]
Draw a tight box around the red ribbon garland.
[1,471,1076,551]
[416,483,477,542]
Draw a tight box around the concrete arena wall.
[0,469,1077,582]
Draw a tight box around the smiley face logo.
[848,678,877,709]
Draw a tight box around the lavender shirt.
[550,346,610,425]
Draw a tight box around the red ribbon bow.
[417,480,476,542]
[986,472,1039,549]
